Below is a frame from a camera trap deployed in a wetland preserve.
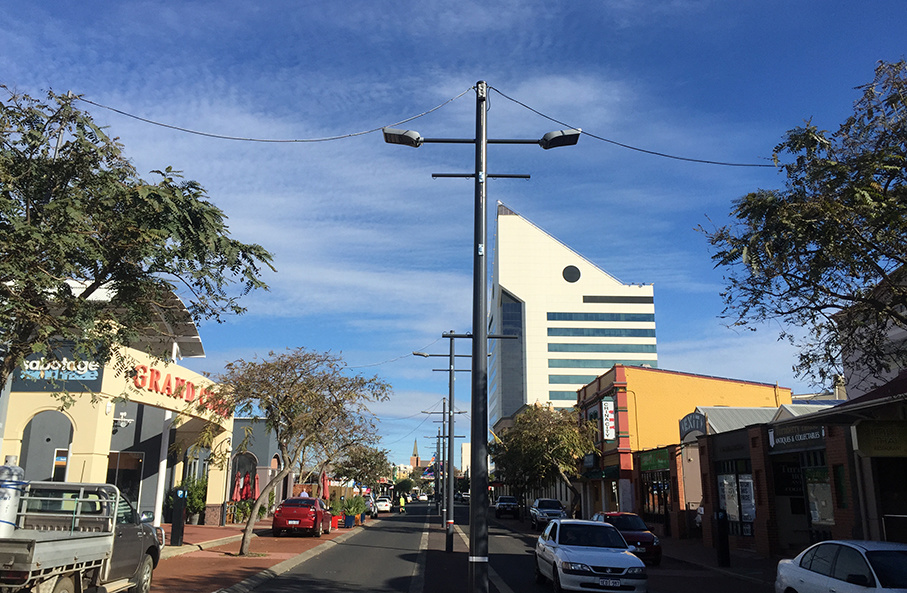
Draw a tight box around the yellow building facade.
[577,365,792,514]
[3,345,232,525]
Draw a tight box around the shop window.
[716,459,754,536]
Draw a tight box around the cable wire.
[75,87,474,143]
[488,85,775,168]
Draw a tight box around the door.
[108,494,145,581]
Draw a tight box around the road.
[251,501,773,593]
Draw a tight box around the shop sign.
[773,461,804,496]
[601,399,615,440]
[639,448,669,472]
[679,411,707,442]
[854,421,907,457]
[132,364,227,417]
[13,346,104,393]
[768,424,825,453]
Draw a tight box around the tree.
[332,444,392,494]
[214,347,390,555]
[394,478,414,496]
[0,87,274,392]
[489,403,596,517]
[702,60,907,388]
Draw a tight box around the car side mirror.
[846,574,871,587]
[627,545,638,553]
[140,511,154,524]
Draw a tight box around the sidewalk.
[151,517,380,593]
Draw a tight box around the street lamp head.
[538,128,582,150]
[412,351,430,358]
[383,127,424,148]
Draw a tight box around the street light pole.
[384,81,580,593]
[469,80,490,593]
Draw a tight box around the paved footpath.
[151,513,782,593]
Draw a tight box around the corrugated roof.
[695,406,779,433]
[773,403,839,421]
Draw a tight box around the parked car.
[530,498,567,530]
[591,511,662,566]
[775,540,907,593]
[418,493,428,501]
[272,497,332,537]
[375,497,392,512]
[495,495,519,518]
[535,519,648,592]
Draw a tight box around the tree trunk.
[237,466,292,555]
[557,468,582,518]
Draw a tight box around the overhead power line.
[75,84,774,167]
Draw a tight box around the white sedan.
[535,519,648,592]
[775,540,907,593]
[374,497,392,512]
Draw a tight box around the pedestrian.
[398,494,406,514]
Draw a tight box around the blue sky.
[3,1,904,468]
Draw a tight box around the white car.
[535,519,647,592]
[374,497,392,512]
[775,540,907,593]
[418,493,428,501]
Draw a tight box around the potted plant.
[329,498,342,530]
[177,476,208,524]
[341,498,356,528]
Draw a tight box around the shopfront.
[4,344,232,525]
[710,429,755,538]
[768,422,829,547]
[637,448,672,534]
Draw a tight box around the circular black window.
[563,265,581,283]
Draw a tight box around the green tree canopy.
[214,347,390,554]
[394,478,414,495]
[489,403,596,516]
[0,87,274,390]
[702,60,907,388]
[332,444,392,492]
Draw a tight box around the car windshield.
[559,524,628,549]
[538,500,562,509]
[283,499,316,507]
[866,551,907,588]
[499,497,517,503]
[607,515,648,531]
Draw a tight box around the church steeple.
[409,439,420,468]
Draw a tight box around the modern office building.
[489,203,657,431]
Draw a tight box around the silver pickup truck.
[0,481,164,593]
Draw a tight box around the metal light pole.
[384,81,580,593]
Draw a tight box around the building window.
[547,312,655,323]
[716,459,754,536]
[833,464,847,509]
[549,359,658,368]
[548,328,657,338]
[549,343,658,353]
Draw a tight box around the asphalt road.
[248,502,772,593]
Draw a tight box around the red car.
[272,497,332,537]
[591,511,662,566]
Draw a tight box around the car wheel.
[552,564,563,593]
[315,518,323,537]
[51,575,75,593]
[531,517,537,530]
[325,518,332,534]
[534,556,547,584]
[273,528,282,537]
[128,555,154,593]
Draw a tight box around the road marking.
[409,515,428,593]
[454,524,516,593]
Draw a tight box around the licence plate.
[287,520,299,525]
[600,579,621,587]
